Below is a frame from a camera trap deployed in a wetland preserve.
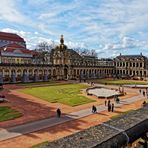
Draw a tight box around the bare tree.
[35,41,56,53]
[90,49,97,57]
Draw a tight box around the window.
[136,63,139,67]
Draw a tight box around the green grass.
[30,141,48,148]
[17,81,57,87]
[111,109,135,119]
[0,106,22,122]
[20,84,95,106]
[96,79,148,85]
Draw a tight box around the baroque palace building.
[0,31,147,83]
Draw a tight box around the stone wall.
[43,106,148,148]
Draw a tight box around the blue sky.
[0,0,148,57]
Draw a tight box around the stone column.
[34,74,38,82]
[22,73,28,83]
[0,73,3,84]
[44,73,48,81]
[11,73,16,83]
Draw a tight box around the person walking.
[57,108,61,118]
[111,103,114,112]
[143,91,145,97]
[142,101,146,107]
[116,97,120,104]
[94,105,97,113]
[105,100,107,106]
[108,103,111,112]
[108,100,111,106]
[92,105,97,113]
[139,89,141,93]
[92,105,95,113]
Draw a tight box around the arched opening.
[64,68,68,79]
[43,70,48,81]
[17,69,22,81]
[53,69,56,76]
[4,69,10,82]
[22,69,28,82]
[39,70,43,80]
[29,69,33,81]
[34,69,38,82]
[48,69,51,79]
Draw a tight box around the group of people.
[92,99,115,114]
[105,100,114,112]
[139,89,148,98]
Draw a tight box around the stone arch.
[23,69,28,74]
[53,69,56,76]
[44,69,47,75]
[89,69,91,76]
[29,69,33,80]
[43,69,48,81]
[83,69,85,75]
[64,68,68,79]
[48,69,51,79]
[16,69,22,81]
[11,69,16,83]
[77,69,79,75]
[95,69,97,74]
[22,69,28,82]
[39,69,43,80]
[34,69,38,75]
[4,69,10,82]
[73,69,76,76]
[11,69,16,75]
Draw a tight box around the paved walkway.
[0,94,146,142]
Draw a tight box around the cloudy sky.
[0,0,148,57]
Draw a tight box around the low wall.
[43,106,148,148]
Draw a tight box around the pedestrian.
[108,103,111,112]
[139,89,141,93]
[116,97,120,103]
[92,105,97,113]
[57,108,61,118]
[142,101,146,107]
[108,100,111,106]
[105,100,107,106]
[92,105,95,113]
[143,91,145,96]
[111,103,114,112]
[94,105,97,113]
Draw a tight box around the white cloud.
[0,0,148,57]
[0,0,27,23]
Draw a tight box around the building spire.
[60,35,64,44]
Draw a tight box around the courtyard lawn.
[20,84,95,106]
[0,106,22,122]
[96,79,148,85]
[17,81,58,87]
